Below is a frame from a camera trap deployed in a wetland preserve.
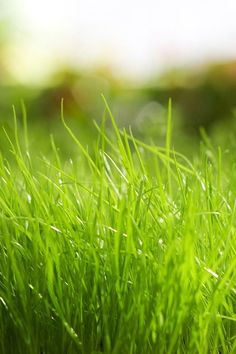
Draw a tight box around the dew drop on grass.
[1,177,7,184]
[4,166,10,176]
[204,267,219,279]
[50,225,62,233]
[97,237,104,249]
[0,297,7,309]
[200,179,206,191]
[138,238,143,246]
[64,321,79,339]
[27,193,31,204]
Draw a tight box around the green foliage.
[0,101,236,353]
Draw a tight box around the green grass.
[0,100,236,354]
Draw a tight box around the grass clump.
[0,100,236,353]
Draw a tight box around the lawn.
[0,99,236,353]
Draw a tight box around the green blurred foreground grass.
[0,99,236,353]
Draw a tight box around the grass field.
[0,99,236,353]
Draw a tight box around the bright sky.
[5,0,236,82]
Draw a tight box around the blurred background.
[1,0,236,151]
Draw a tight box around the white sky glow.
[6,0,236,82]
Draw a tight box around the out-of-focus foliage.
[1,52,236,141]
[146,61,236,132]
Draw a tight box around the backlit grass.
[0,99,236,353]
